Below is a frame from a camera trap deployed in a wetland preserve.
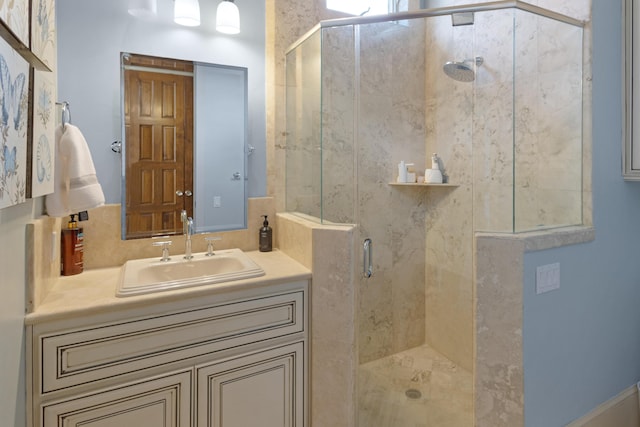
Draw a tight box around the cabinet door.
[196,342,304,427]
[42,370,192,427]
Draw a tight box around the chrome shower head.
[443,56,484,82]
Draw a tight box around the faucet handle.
[152,240,172,262]
[205,236,222,256]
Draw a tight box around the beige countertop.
[25,249,311,325]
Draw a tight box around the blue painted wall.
[524,1,640,425]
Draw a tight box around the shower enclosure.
[285,2,584,425]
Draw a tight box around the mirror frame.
[56,0,266,241]
[120,53,249,239]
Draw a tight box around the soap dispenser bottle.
[397,160,407,183]
[61,214,84,276]
[425,153,444,184]
[259,215,273,252]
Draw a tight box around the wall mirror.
[122,53,248,239]
[56,0,266,240]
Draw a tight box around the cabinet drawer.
[39,291,304,393]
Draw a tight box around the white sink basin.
[116,248,265,297]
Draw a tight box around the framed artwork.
[0,35,29,209]
[28,69,54,198]
[0,0,28,47]
[30,0,55,68]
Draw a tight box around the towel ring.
[56,101,71,128]
[111,140,122,153]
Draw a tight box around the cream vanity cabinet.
[26,280,308,427]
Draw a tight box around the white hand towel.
[45,124,105,217]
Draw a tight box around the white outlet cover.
[536,262,560,294]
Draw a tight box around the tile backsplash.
[27,197,275,312]
[26,215,61,312]
[81,198,275,269]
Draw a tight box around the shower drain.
[405,389,422,399]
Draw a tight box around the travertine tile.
[276,213,358,427]
[359,344,472,427]
[275,213,314,269]
[312,226,357,427]
[475,236,525,427]
[74,198,275,270]
[26,215,61,312]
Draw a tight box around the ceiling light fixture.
[216,0,240,34]
[174,0,201,27]
[128,0,157,18]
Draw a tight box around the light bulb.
[216,0,240,34]
[174,0,201,27]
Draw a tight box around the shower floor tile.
[358,344,472,427]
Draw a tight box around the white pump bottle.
[424,153,443,184]
[397,160,407,183]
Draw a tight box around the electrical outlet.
[213,196,221,208]
[536,262,560,294]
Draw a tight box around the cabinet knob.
[185,190,193,197]
[176,190,183,197]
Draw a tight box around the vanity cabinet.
[27,280,308,427]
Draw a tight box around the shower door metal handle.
[363,238,373,278]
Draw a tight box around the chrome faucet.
[181,210,194,260]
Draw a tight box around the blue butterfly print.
[3,145,17,177]
[0,55,26,131]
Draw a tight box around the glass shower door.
[348,14,475,427]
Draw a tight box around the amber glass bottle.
[61,214,84,276]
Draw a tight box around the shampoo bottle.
[61,214,84,276]
[259,215,273,252]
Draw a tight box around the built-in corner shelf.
[388,182,459,188]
